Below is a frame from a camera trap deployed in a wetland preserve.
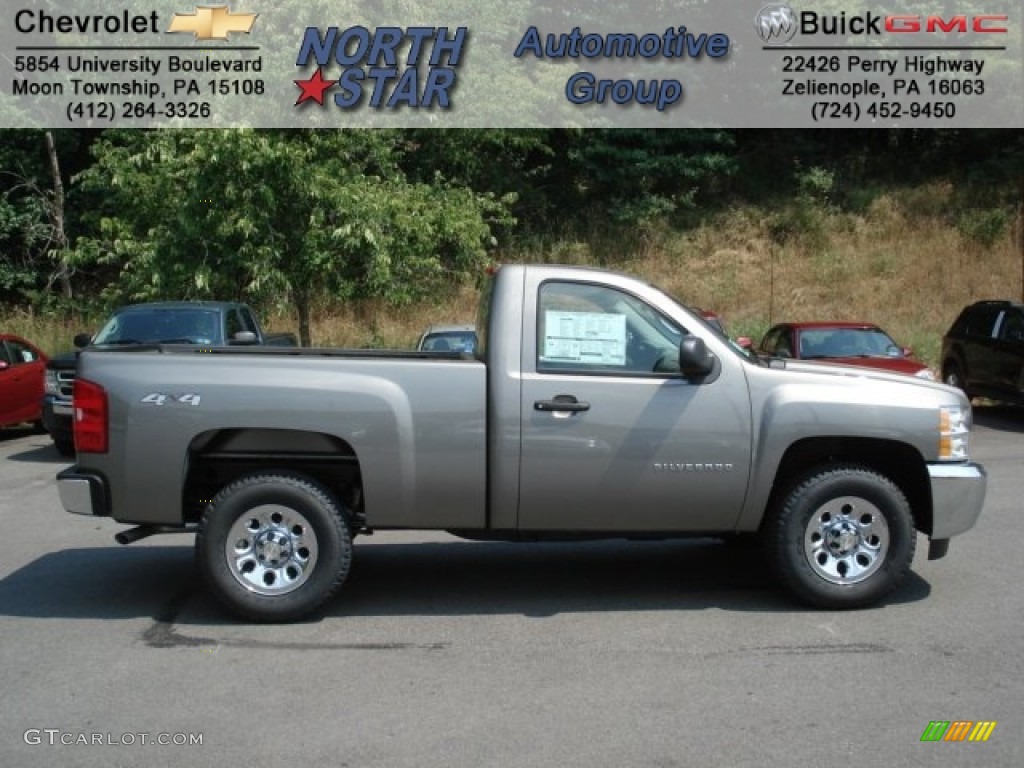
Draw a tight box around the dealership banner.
[1,0,1020,127]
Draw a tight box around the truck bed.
[76,345,488,529]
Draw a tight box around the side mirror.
[0,360,9,372]
[231,331,259,345]
[736,336,753,350]
[679,336,715,378]
[900,346,913,357]
[73,333,92,349]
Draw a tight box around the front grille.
[57,370,75,398]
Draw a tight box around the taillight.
[73,378,108,453]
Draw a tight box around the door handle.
[534,395,590,413]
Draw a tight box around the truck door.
[518,279,753,532]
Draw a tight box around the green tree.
[72,129,512,345]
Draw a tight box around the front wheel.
[766,465,916,609]
[53,434,75,457]
[196,472,352,622]
[943,362,970,399]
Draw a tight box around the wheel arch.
[183,428,365,529]
[941,347,967,383]
[766,437,932,536]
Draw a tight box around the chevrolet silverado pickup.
[57,265,987,621]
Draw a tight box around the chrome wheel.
[225,504,319,596]
[803,496,890,585]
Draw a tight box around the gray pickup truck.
[57,265,986,621]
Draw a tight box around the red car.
[0,334,48,428]
[759,322,934,378]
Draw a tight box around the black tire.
[196,472,352,622]
[943,362,970,399]
[53,434,75,457]
[766,465,916,609]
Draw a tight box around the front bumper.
[42,394,73,435]
[57,467,110,517]
[928,462,986,540]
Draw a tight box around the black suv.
[941,300,1024,404]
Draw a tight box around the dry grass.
[0,310,88,358]
[4,183,1021,370]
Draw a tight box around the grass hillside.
[306,181,1022,371]
[4,182,1021,372]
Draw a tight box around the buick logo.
[755,3,798,44]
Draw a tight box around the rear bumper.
[928,462,986,540]
[57,467,110,517]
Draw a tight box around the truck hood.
[775,358,958,398]
[45,350,78,371]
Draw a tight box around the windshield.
[420,331,477,353]
[93,308,221,345]
[799,327,902,359]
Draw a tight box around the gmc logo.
[885,15,1008,33]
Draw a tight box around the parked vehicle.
[941,300,1024,404]
[58,265,985,621]
[695,308,727,335]
[759,322,934,378]
[416,324,477,353]
[43,301,296,455]
[693,308,752,349]
[0,334,47,429]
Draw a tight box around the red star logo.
[294,68,334,106]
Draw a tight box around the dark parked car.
[941,300,1024,404]
[43,301,296,455]
[0,334,48,429]
[759,322,934,378]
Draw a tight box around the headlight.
[938,405,970,461]
[915,369,936,380]
[44,369,60,395]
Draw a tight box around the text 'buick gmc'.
[57,265,986,621]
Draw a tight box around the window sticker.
[542,311,626,366]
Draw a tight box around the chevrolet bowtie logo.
[167,5,258,40]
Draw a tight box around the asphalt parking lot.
[1,407,1022,767]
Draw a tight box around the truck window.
[537,281,685,375]
[237,308,259,334]
[225,310,242,340]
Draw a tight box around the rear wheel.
[766,465,916,609]
[197,472,352,622]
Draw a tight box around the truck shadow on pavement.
[0,539,931,632]
[0,429,68,463]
